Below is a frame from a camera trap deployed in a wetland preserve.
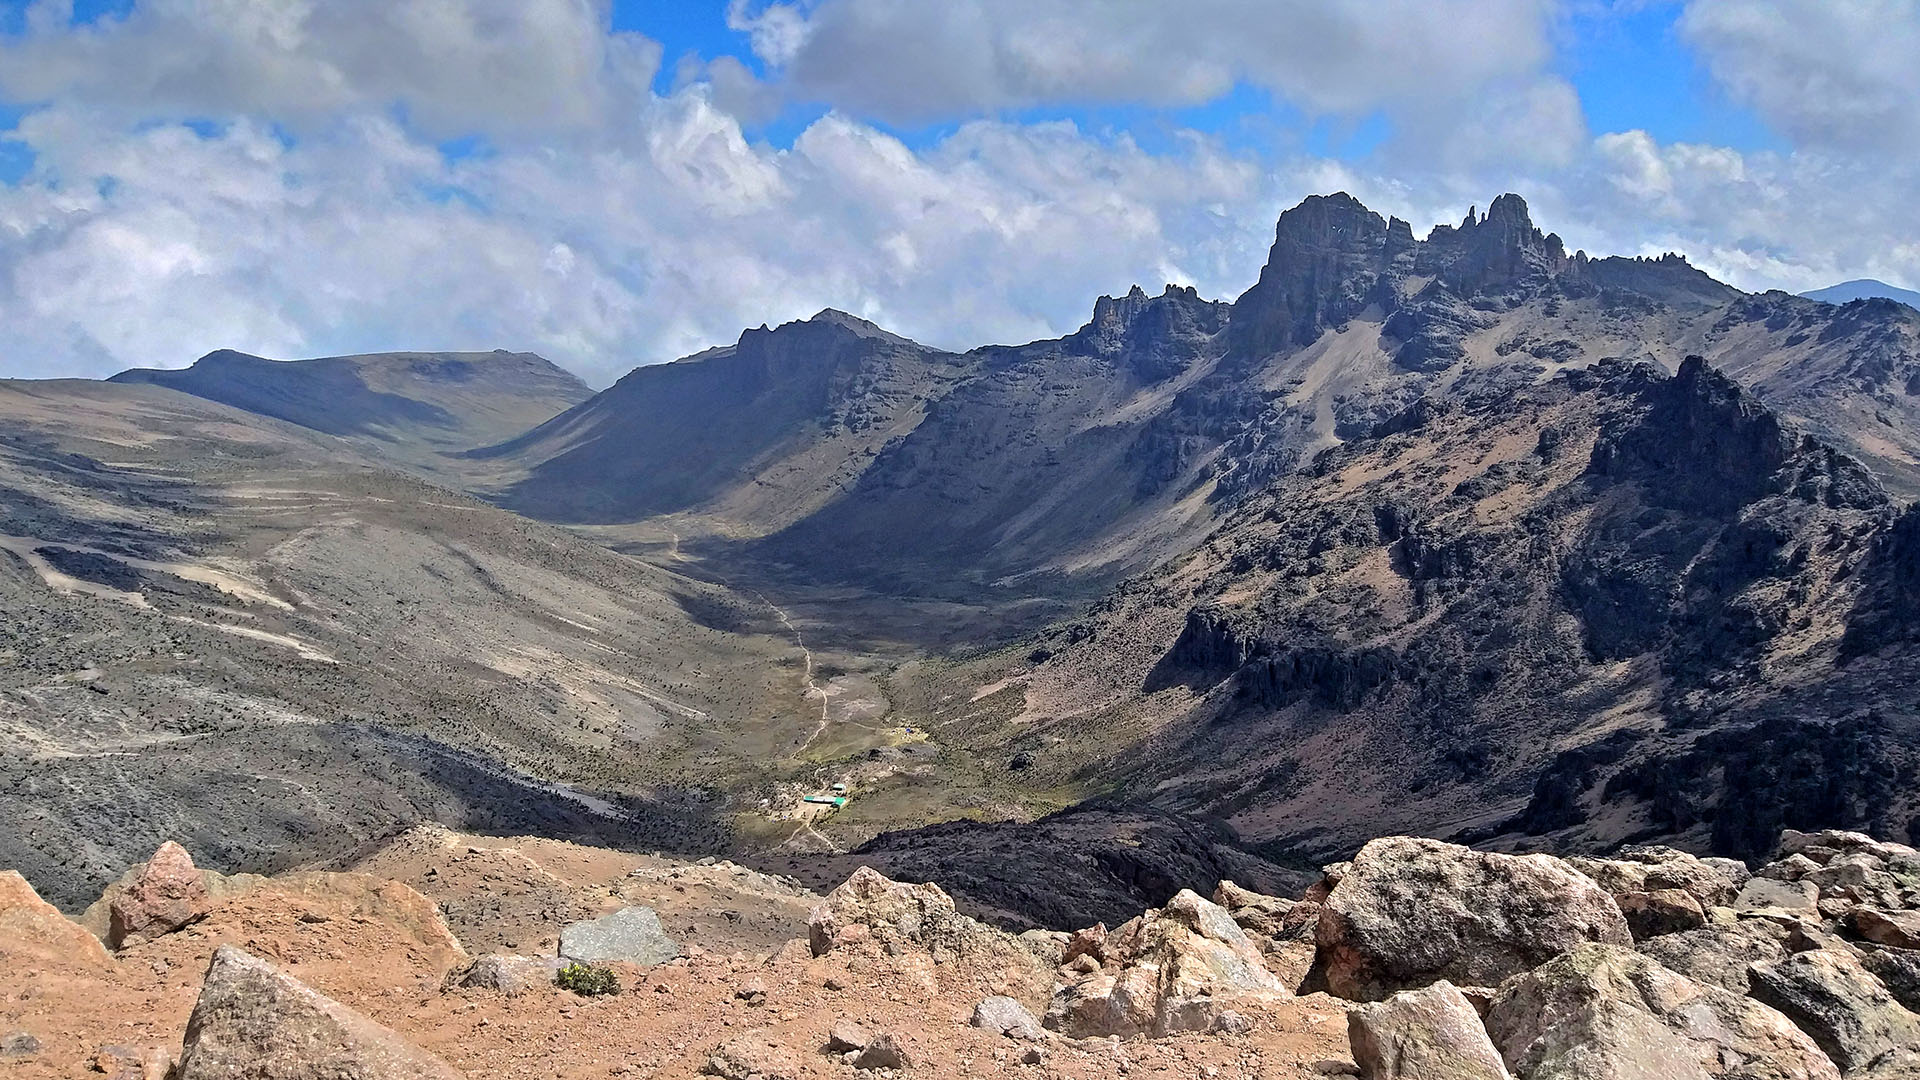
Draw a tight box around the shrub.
[555,962,620,996]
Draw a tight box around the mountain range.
[6,191,1920,928]
[1803,278,1920,310]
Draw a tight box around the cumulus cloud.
[1,0,1918,385]
[1681,0,1920,156]
[727,0,1560,124]
[0,0,662,137]
[0,90,1288,380]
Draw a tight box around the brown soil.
[0,830,1354,1079]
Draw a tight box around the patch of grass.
[555,962,621,996]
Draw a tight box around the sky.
[0,1,1917,384]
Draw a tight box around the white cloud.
[730,0,1560,124]
[1681,0,1920,157]
[0,0,662,138]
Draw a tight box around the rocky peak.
[1230,192,1395,357]
[1067,284,1228,382]
[1416,192,1569,295]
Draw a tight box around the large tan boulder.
[806,865,1045,992]
[1484,943,1838,1080]
[0,870,111,968]
[1571,847,1746,910]
[177,945,462,1079]
[1315,837,1631,1001]
[1348,980,1509,1080]
[1046,889,1287,1038]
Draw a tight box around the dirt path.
[754,590,831,751]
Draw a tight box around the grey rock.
[1315,837,1630,1001]
[1862,950,1920,1014]
[971,996,1046,1041]
[558,905,680,966]
[1347,980,1508,1080]
[1738,878,1822,916]
[1486,943,1839,1080]
[177,945,462,1080]
[448,953,564,995]
[1638,921,1790,993]
[1748,950,1920,1072]
[852,1033,911,1071]
[1,1032,40,1058]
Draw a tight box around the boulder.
[1347,980,1509,1080]
[1862,950,1920,1014]
[558,905,680,966]
[1856,911,1920,951]
[1637,921,1791,993]
[1485,943,1839,1080]
[1214,879,1318,945]
[1779,832,1920,870]
[176,945,462,1080]
[1046,889,1287,1038]
[448,953,564,995]
[80,850,268,946]
[1571,847,1744,908]
[1738,878,1823,917]
[0,870,111,968]
[1,1032,40,1059]
[971,996,1047,1041]
[706,1033,798,1080]
[1619,889,1709,940]
[1748,950,1920,1072]
[808,866,1022,961]
[105,842,211,948]
[1314,837,1631,1001]
[1764,855,1826,883]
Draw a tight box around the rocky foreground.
[7,827,1920,1078]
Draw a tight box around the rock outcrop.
[1749,950,1920,1072]
[1047,889,1288,1038]
[1313,837,1631,1000]
[176,945,462,1079]
[0,870,111,968]
[1484,943,1840,1080]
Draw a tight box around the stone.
[448,953,564,995]
[826,1019,870,1053]
[1,1032,40,1059]
[1620,889,1709,940]
[1737,878,1822,916]
[1485,943,1839,1080]
[972,996,1047,1041]
[706,1033,799,1080]
[852,1033,911,1071]
[1018,928,1069,966]
[1314,837,1631,1001]
[107,841,210,949]
[736,976,769,1005]
[1347,980,1508,1080]
[1211,1009,1254,1035]
[1046,889,1287,1038]
[1856,911,1920,951]
[1862,949,1920,1014]
[1763,855,1825,882]
[1571,847,1744,909]
[176,945,462,1079]
[1748,949,1920,1072]
[90,1045,171,1080]
[1637,921,1790,993]
[807,866,1038,981]
[558,905,680,966]
[0,870,111,968]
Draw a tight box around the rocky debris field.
[8,825,1920,1078]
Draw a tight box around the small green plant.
[555,962,620,997]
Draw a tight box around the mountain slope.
[895,356,1919,871]
[109,349,592,470]
[0,378,813,909]
[1803,278,1920,310]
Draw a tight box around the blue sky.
[0,1,1916,380]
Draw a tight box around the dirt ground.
[0,829,1356,1079]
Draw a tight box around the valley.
[5,192,1920,936]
